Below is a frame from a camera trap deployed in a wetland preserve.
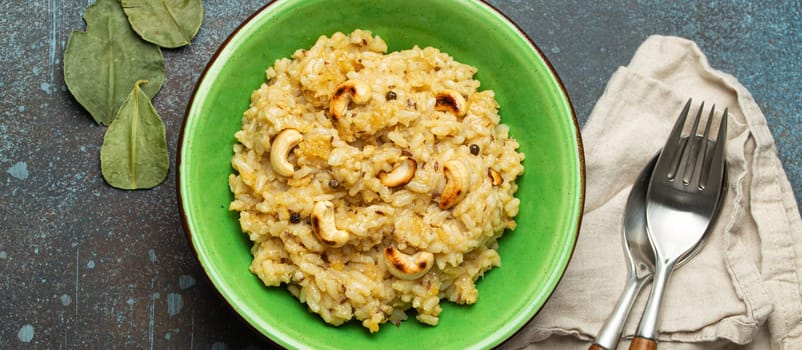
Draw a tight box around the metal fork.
[629,99,728,350]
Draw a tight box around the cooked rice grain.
[229,30,524,333]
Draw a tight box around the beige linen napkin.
[503,35,802,350]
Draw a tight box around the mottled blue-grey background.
[0,1,799,349]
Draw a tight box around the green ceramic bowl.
[178,0,584,348]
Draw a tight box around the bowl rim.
[176,0,585,347]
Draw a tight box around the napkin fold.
[503,35,802,350]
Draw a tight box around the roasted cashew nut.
[487,168,503,186]
[378,156,417,187]
[383,244,434,280]
[270,128,304,177]
[439,160,471,209]
[311,201,349,247]
[329,80,371,120]
[434,89,467,117]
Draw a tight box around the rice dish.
[228,30,524,332]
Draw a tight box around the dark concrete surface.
[1,1,799,348]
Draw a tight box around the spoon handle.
[590,274,650,350]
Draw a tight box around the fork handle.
[630,337,657,350]
[630,259,676,350]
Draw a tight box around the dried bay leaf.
[64,0,164,126]
[101,80,169,190]
[122,0,204,48]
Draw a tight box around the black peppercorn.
[385,91,397,100]
[469,144,480,155]
[290,212,301,224]
[328,179,340,188]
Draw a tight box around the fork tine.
[665,99,693,181]
[704,108,728,188]
[702,105,716,140]
[690,105,716,189]
[687,102,703,137]
[679,102,705,185]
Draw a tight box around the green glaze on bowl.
[178,0,584,349]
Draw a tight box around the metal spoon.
[590,146,710,350]
[589,155,658,350]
